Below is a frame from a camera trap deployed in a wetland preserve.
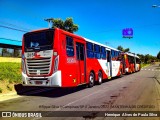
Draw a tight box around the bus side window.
[86,42,94,58]
[101,46,106,59]
[94,44,101,59]
[111,50,115,60]
[66,36,74,57]
[115,51,119,60]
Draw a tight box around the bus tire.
[98,71,102,85]
[88,72,95,88]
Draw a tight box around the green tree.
[137,54,157,63]
[117,45,130,52]
[124,48,130,52]
[52,18,64,29]
[51,17,78,33]
[2,48,9,56]
[117,46,124,51]
[157,51,160,59]
[137,54,145,63]
[144,54,150,63]
[144,54,156,63]
[13,49,20,57]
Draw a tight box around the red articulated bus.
[121,52,141,74]
[21,28,133,88]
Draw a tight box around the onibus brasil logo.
[122,28,133,39]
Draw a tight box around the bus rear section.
[135,55,141,71]
[22,28,63,87]
[121,52,141,74]
[21,28,89,87]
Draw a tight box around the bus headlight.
[54,55,59,72]
[22,59,26,74]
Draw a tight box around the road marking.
[142,69,157,71]
[33,88,110,120]
[141,68,160,71]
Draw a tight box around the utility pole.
[44,18,54,28]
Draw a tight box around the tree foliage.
[2,48,9,56]
[157,51,160,59]
[137,54,157,63]
[124,48,130,52]
[117,46,123,51]
[14,49,20,57]
[1,48,20,57]
[117,45,130,52]
[51,17,78,33]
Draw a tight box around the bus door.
[107,50,112,78]
[122,54,126,74]
[76,42,86,84]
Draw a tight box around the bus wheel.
[98,71,102,85]
[88,72,95,87]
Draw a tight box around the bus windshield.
[24,29,54,52]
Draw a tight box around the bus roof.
[125,52,140,58]
[83,37,120,52]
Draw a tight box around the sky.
[0,0,160,56]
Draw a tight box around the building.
[0,38,22,57]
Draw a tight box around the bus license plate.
[35,81,42,84]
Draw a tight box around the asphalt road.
[0,63,160,120]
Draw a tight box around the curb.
[0,92,21,102]
[0,92,17,97]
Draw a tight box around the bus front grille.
[26,57,51,75]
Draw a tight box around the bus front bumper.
[22,71,62,87]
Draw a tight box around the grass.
[0,61,22,94]
[0,81,16,94]
[7,84,12,91]
[0,62,22,83]
[141,63,150,68]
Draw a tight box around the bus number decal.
[67,58,76,63]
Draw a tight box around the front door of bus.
[76,42,85,84]
[107,50,112,78]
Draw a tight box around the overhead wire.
[0,1,45,32]
[0,20,31,31]
[0,37,21,42]
[0,25,28,32]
